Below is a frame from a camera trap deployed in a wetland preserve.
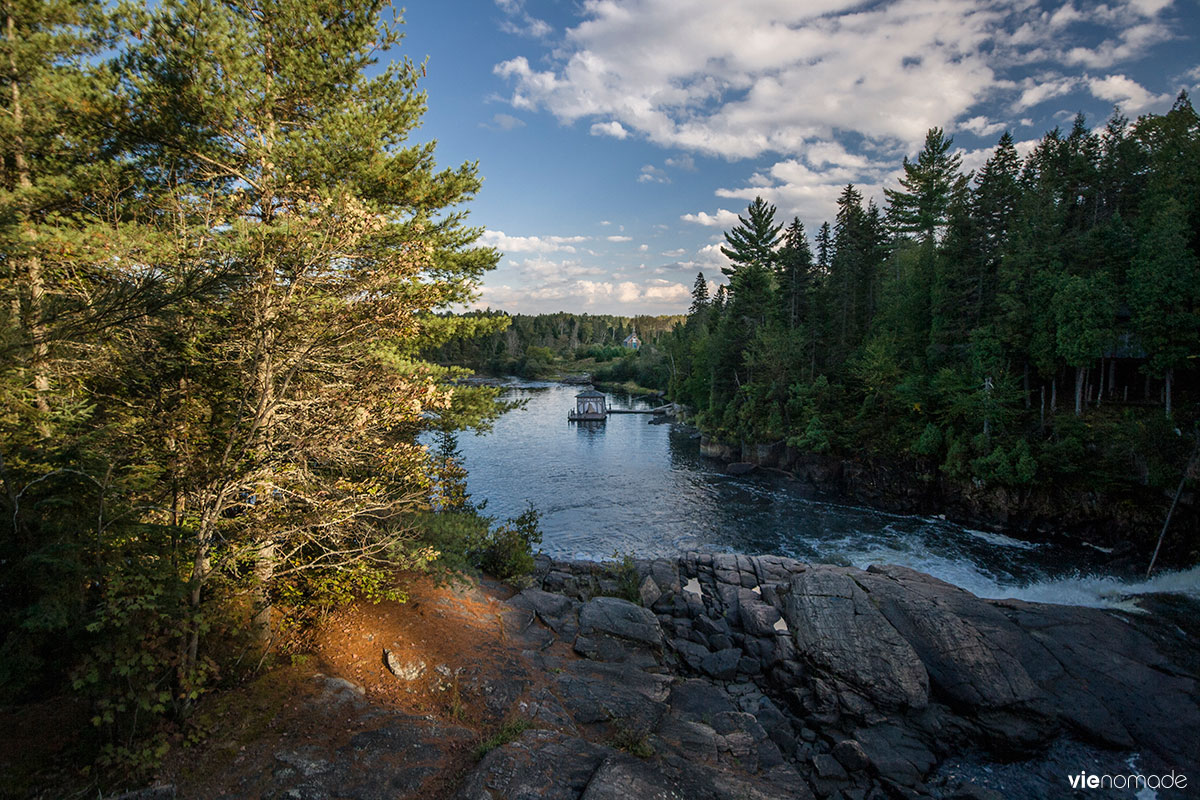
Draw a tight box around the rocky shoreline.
[697,435,1199,566]
[460,552,1197,799]
[146,552,1199,800]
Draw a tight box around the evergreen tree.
[1129,200,1200,417]
[884,127,964,243]
[775,218,814,329]
[689,272,710,315]
[719,196,783,279]
[123,0,499,657]
[815,221,833,274]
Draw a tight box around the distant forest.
[443,99,1200,521]
[429,311,684,382]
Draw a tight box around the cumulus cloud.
[958,116,1007,137]
[494,0,1182,161]
[681,209,740,227]
[606,235,633,242]
[480,229,589,254]
[473,276,690,314]
[1087,74,1171,113]
[589,120,629,139]
[638,164,670,183]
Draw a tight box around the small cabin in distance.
[568,388,607,421]
[622,332,641,350]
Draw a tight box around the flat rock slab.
[454,730,611,800]
[271,714,476,800]
[578,596,665,648]
[783,568,929,710]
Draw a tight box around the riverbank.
[696,433,1200,570]
[97,553,1200,800]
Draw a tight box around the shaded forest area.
[658,104,1199,554]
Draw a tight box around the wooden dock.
[607,404,676,415]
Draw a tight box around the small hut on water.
[568,388,607,421]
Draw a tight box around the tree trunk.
[1023,362,1031,409]
[1074,366,1083,416]
[1050,377,1057,413]
[7,11,51,436]
[252,538,275,649]
[185,500,221,674]
[1165,368,1173,418]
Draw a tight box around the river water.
[450,382,1199,609]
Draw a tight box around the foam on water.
[860,549,1200,610]
[979,564,1200,610]
[964,528,1046,551]
[456,383,1200,612]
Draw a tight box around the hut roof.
[576,388,606,398]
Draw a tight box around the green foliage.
[610,725,655,758]
[608,552,642,605]
[0,0,505,787]
[474,717,534,760]
[720,196,784,277]
[478,505,543,582]
[411,503,544,584]
[913,423,944,457]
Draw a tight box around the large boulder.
[578,596,664,648]
[782,568,929,710]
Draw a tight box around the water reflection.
[446,382,1198,607]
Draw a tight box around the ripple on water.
[440,383,1197,610]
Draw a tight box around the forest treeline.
[0,0,515,786]
[661,102,1199,519]
[428,310,683,381]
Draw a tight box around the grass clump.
[474,717,533,759]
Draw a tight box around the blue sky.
[395,0,1200,316]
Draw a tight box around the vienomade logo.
[1067,770,1188,791]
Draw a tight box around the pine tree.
[1129,200,1200,417]
[776,218,814,330]
[719,196,783,279]
[123,0,499,658]
[884,127,964,243]
[689,272,710,316]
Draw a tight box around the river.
[449,381,1199,610]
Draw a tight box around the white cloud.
[589,120,629,139]
[606,235,633,242]
[1063,22,1171,69]
[681,209,740,227]
[480,229,589,254]
[665,154,697,171]
[958,116,1007,137]
[638,164,670,183]
[1013,76,1081,111]
[487,112,526,131]
[495,0,1183,163]
[638,244,649,252]
[495,0,552,38]
[1087,74,1171,113]
[473,276,690,314]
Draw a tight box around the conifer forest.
[1,0,1198,792]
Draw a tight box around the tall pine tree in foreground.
[121,0,500,656]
